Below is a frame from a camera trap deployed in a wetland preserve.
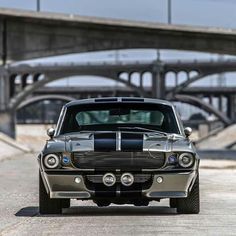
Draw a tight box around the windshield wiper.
[118,126,168,136]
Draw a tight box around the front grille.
[72,151,165,170]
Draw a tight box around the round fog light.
[121,173,134,186]
[156,176,163,184]
[103,173,116,187]
[74,177,82,184]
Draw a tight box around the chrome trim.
[56,106,67,136]
[50,191,91,199]
[116,131,121,151]
[41,171,52,195]
[148,191,187,198]
[172,104,185,136]
[45,168,95,172]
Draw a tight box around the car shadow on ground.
[15,207,39,217]
[15,205,177,217]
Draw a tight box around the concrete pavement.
[0,153,236,235]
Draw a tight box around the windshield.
[60,103,180,134]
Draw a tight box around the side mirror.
[184,127,192,138]
[47,128,55,139]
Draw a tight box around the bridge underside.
[0,8,236,137]
[1,59,236,138]
[1,8,236,62]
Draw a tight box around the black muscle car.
[38,97,200,214]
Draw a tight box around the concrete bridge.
[0,58,235,137]
[1,8,236,137]
[1,8,236,62]
[18,85,235,124]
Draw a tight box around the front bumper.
[41,170,197,199]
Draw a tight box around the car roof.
[64,97,174,108]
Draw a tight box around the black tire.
[61,199,70,209]
[39,171,63,214]
[169,198,177,208]
[176,174,200,214]
[94,200,110,207]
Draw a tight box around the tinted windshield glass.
[60,103,180,134]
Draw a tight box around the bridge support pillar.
[0,110,16,138]
[227,95,236,122]
[152,61,165,99]
[0,68,9,111]
[0,68,16,138]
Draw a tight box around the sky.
[1,0,236,87]
[1,0,236,28]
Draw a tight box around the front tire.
[176,174,200,214]
[169,198,177,208]
[39,171,63,214]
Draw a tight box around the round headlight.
[44,154,60,169]
[178,153,194,168]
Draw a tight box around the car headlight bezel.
[43,154,60,169]
[178,152,194,168]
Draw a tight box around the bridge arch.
[171,94,232,126]
[17,95,75,110]
[16,93,231,127]
[10,74,148,110]
[167,72,208,97]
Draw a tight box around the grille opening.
[72,151,165,170]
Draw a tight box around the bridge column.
[0,110,16,138]
[0,67,9,111]
[152,61,165,99]
[218,96,223,112]
[33,73,41,83]
[209,95,213,105]
[128,73,132,85]
[0,68,16,138]
[21,74,29,89]
[140,73,143,90]
[227,95,236,122]
[9,74,17,98]
[175,73,178,86]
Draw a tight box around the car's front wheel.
[176,174,200,214]
[39,171,69,214]
[169,198,177,208]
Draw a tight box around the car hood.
[44,131,194,154]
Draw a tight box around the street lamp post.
[37,0,40,12]
[168,0,172,24]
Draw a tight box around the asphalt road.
[0,154,236,236]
